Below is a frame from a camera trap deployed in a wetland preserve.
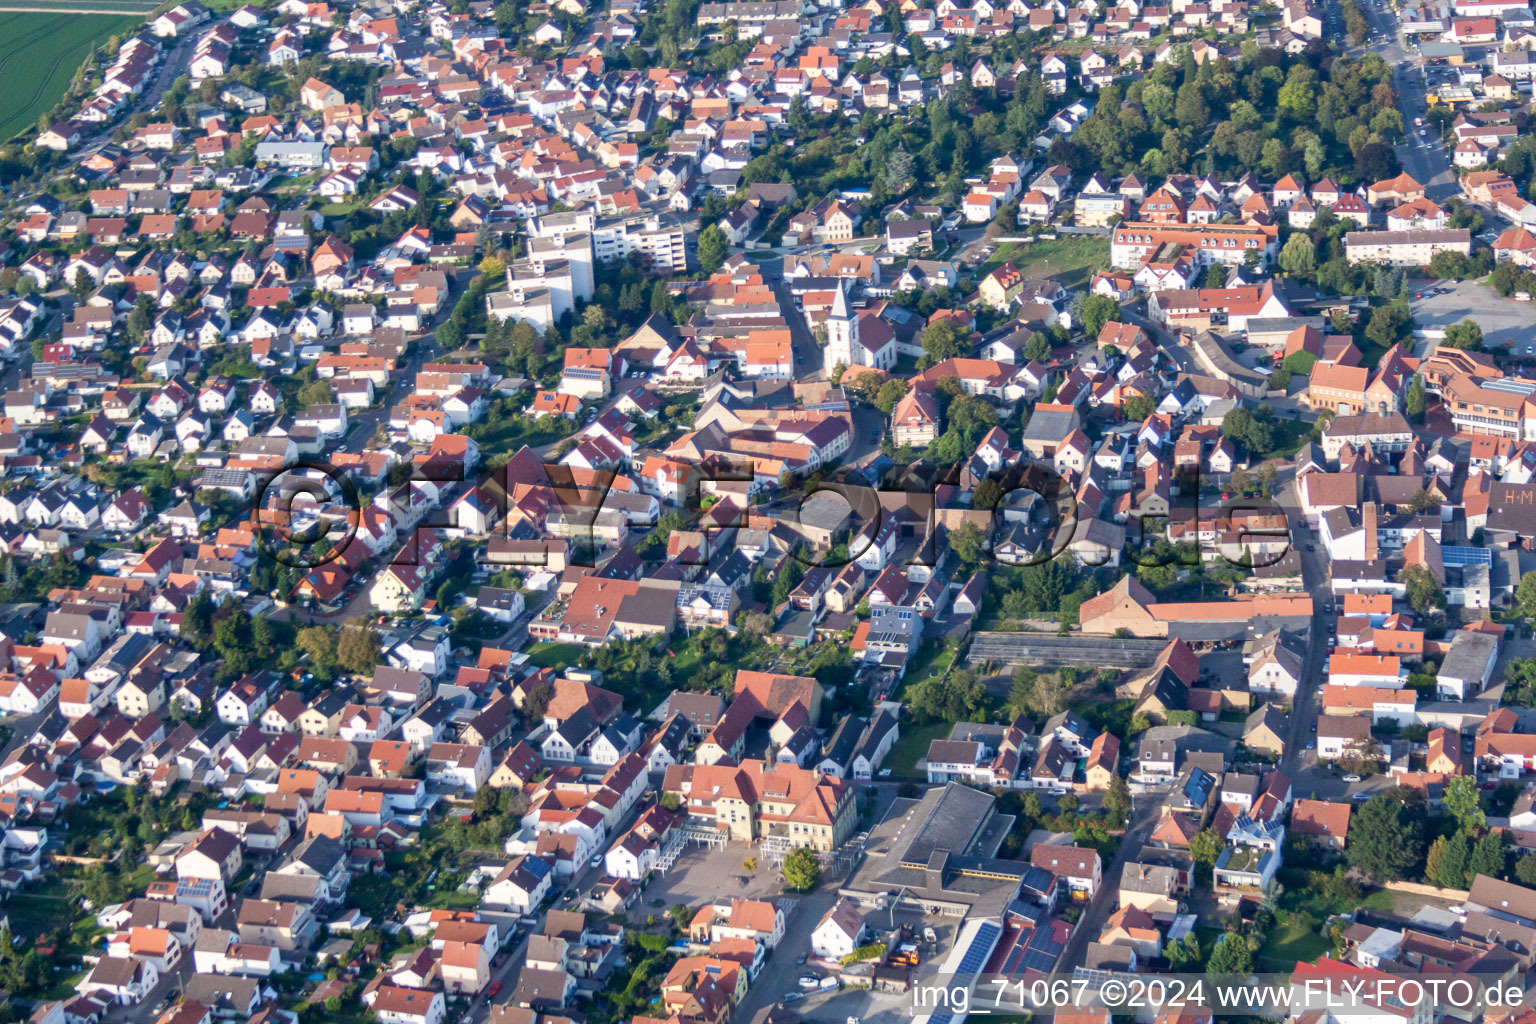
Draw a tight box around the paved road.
[75,28,198,156]
[756,255,826,380]
[729,889,838,1024]
[0,696,56,762]
[1358,2,1457,201]
[1056,795,1160,970]
[338,267,477,452]
[1121,304,1199,376]
[1276,468,1327,781]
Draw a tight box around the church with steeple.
[823,282,896,373]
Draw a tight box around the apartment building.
[1109,222,1279,270]
[1343,229,1472,266]
[1443,374,1536,438]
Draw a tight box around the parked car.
[1342,774,1362,783]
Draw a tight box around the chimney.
[1363,502,1378,561]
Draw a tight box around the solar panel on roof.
[1442,546,1492,566]
[1000,931,1033,973]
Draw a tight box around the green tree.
[1279,233,1317,278]
[436,318,465,350]
[1405,375,1427,422]
[1007,666,1038,717]
[950,521,987,570]
[1078,294,1121,340]
[213,610,255,676]
[920,320,968,365]
[1508,656,1536,707]
[1174,82,1209,132]
[1022,332,1052,364]
[1347,791,1426,883]
[1206,932,1254,976]
[297,625,339,677]
[1401,563,1445,615]
[874,379,909,415]
[1517,571,1536,621]
[1445,775,1485,834]
[697,224,730,274]
[298,379,333,407]
[1190,828,1224,867]
[1443,319,1483,350]
[1122,394,1154,422]
[181,589,214,649]
[782,847,822,891]
[336,616,381,676]
[1103,775,1132,828]
[885,145,916,190]
[664,903,692,933]
[1365,301,1412,351]
[1516,854,1536,886]
[1166,933,1202,969]
[906,671,988,723]
[1426,833,1469,889]
[1277,77,1318,122]
[1469,833,1508,881]
[127,295,154,341]
[1282,350,1317,376]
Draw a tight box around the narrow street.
[759,256,826,380]
[1276,469,1327,782]
[1055,797,1160,970]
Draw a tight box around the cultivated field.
[0,12,142,141]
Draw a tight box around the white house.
[481,856,553,913]
[371,985,446,1024]
[810,898,869,960]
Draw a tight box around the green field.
[978,235,1112,290]
[0,13,142,141]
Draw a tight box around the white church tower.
[824,282,858,370]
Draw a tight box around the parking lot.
[628,844,786,922]
[749,907,964,1024]
[1410,280,1536,351]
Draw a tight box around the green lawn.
[525,641,586,670]
[979,235,1112,290]
[885,721,949,779]
[897,642,955,698]
[1257,914,1331,966]
[1360,889,1397,912]
[467,406,568,461]
[0,14,141,141]
[4,885,82,935]
[1266,418,1315,459]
